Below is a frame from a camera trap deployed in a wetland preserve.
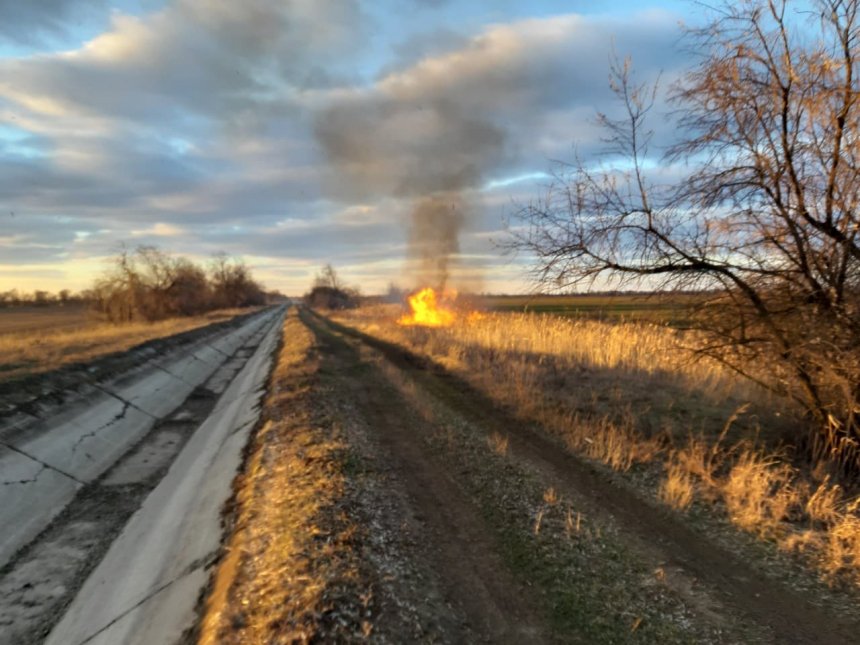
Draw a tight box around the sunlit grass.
[200,311,365,643]
[334,305,860,590]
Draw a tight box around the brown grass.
[332,306,860,590]
[488,431,510,456]
[0,304,90,335]
[0,307,257,381]
[199,310,366,644]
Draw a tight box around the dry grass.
[487,431,509,456]
[659,461,696,510]
[721,449,798,535]
[0,307,257,381]
[0,304,90,335]
[200,310,367,644]
[333,305,860,590]
[364,308,737,393]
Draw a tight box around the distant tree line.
[0,289,87,307]
[90,246,268,323]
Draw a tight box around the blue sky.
[0,0,704,294]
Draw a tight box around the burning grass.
[332,303,860,591]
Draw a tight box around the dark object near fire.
[304,286,356,310]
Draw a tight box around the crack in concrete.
[72,550,220,645]
[0,439,86,485]
[1,463,48,487]
[82,331,267,453]
[68,400,132,461]
[203,341,231,359]
[91,384,158,421]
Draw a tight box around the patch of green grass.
[483,294,702,326]
[464,449,699,643]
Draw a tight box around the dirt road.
[200,308,860,643]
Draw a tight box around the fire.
[398,287,456,327]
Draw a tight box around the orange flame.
[398,287,456,327]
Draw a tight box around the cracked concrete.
[45,306,284,645]
[68,400,132,460]
[0,306,285,645]
[0,308,280,570]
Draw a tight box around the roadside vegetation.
[513,0,860,475]
[333,305,860,593]
[0,246,283,381]
[90,246,267,323]
[302,264,360,310]
[200,310,372,644]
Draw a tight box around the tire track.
[315,310,860,645]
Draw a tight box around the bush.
[90,246,266,323]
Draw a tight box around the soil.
[315,316,548,643]
[0,304,90,336]
[314,310,860,644]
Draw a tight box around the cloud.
[0,0,108,46]
[0,2,688,293]
[0,0,362,232]
[131,222,186,237]
[313,11,682,286]
[316,12,680,200]
[1,0,366,128]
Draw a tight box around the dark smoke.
[407,194,466,289]
[314,82,508,288]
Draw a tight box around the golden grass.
[352,306,736,391]
[721,449,798,535]
[0,307,257,381]
[200,310,365,644]
[487,431,510,456]
[659,461,696,510]
[333,305,860,590]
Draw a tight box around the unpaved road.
[318,314,860,644]
[0,306,286,644]
[200,308,860,643]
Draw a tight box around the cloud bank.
[0,1,685,293]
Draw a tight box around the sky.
[0,0,701,295]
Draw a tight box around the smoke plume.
[406,194,466,289]
[314,67,508,288]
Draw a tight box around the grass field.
[483,293,705,326]
[0,305,93,335]
[0,307,259,382]
[334,303,860,592]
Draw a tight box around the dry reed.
[334,306,860,590]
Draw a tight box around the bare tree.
[313,263,344,291]
[91,246,264,323]
[209,252,266,308]
[305,263,357,309]
[512,0,860,470]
